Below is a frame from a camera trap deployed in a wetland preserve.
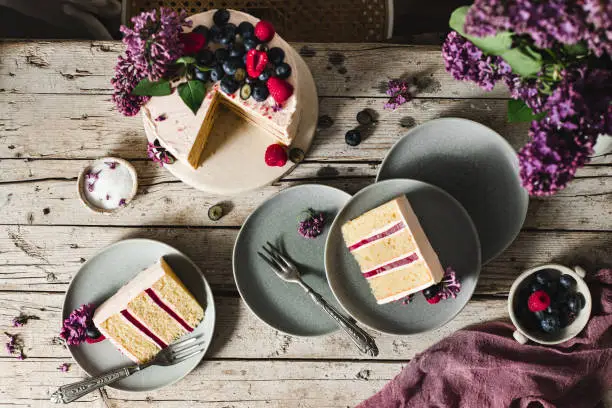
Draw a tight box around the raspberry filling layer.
[145,288,194,332]
[348,222,405,252]
[120,309,167,349]
[362,253,420,279]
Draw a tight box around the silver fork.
[50,334,206,404]
[258,242,379,356]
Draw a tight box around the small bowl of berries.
[508,264,591,345]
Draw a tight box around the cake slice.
[93,257,204,363]
[341,195,444,304]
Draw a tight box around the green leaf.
[195,65,213,72]
[500,48,543,77]
[132,78,172,96]
[449,6,513,55]
[563,42,588,57]
[176,56,197,65]
[507,99,546,123]
[178,80,205,114]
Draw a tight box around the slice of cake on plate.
[93,257,204,363]
[341,195,445,304]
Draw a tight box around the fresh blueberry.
[86,325,101,339]
[194,67,210,82]
[213,8,230,26]
[257,43,269,53]
[238,21,255,38]
[230,43,245,58]
[258,69,272,81]
[559,274,576,290]
[215,48,229,63]
[223,58,239,75]
[535,270,553,285]
[243,37,258,50]
[567,293,584,313]
[209,25,222,43]
[192,25,209,40]
[422,285,441,299]
[196,49,214,66]
[540,314,561,334]
[546,279,560,297]
[252,83,269,102]
[209,65,225,82]
[219,25,236,45]
[220,76,240,94]
[345,129,362,146]
[274,63,291,79]
[356,109,374,125]
[267,47,285,65]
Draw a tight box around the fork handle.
[302,284,379,356]
[50,365,139,404]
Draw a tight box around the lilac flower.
[582,0,612,57]
[155,113,168,122]
[120,8,190,81]
[85,170,101,193]
[442,31,511,91]
[298,210,325,239]
[12,313,40,327]
[105,161,118,169]
[438,267,461,300]
[504,74,547,113]
[59,304,95,346]
[383,79,418,110]
[111,52,150,117]
[5,332,25,360]
[147,141,176,166]
[119,199,127,207]
[58,363,71,372]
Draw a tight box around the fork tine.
[169,333,203,350]
[258,251,280,271]
[172,349,204,364]
[262,244,288,267]
[171,340,208,355]
[174,344,206,360]
[265,242,291,267]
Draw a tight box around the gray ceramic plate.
[62,239,216,391]
[377,118,528,264]
[233,184,351,336]
[325,179,481,335]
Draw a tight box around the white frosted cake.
[142,9,301,169]
[341,196,445,304]
[93,257,204,363]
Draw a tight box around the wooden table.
[0,41,610,407]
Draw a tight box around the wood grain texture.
[0,225,610,293]
[0,42,508,98]
[0,292,506,360]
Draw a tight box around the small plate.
[325,179,481,335]
[233,184,351,336]
[62,239,216,392]
[377,118,528,264]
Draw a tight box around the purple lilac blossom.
[12,314,40,327]
[298,211,325,239]
[438,267,461,300]
[442,31,511,91]
[85,170,101,192]
[111,51,151,117]
[119,199,127,207]
[383,79,418,110]
[5,332,25,360]
[147,141,176,166]
[58,363,71,372]
[105,161,118,169]
[504,74,547,113]
[59,304,95,346]
[155,113,168,122]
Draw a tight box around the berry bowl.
[508,264,592,345]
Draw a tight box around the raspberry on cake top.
[142,9,300,169]
[341,196,445,304]
[93,257,204,363]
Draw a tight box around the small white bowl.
[508,263,592,345]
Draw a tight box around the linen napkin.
[357,269,612,408]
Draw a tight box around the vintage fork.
[51,334,206,404]
[258,242,379,356]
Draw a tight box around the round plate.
[63,239,216,391]
[233,184,351,336]
[144,50,318,195]
[325,179,481,335]
[376,118,528,264]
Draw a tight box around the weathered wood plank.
[0,41,508,98]
[0,292,507,360]
[0,225,610,293]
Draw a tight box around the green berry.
[289,148,305,163]
[208,204,224,221]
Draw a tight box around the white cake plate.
[143,49,318,196]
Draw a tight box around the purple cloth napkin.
[358,269,612,408]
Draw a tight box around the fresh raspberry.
[85,334,106,344]
[528,290,551,312]
[426,293,442,304]
[179,32,206,54]
[254,20,275,42]
[265,144,288,167]
[267,77,294,104]
[246,49,269,79]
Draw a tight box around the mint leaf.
[176,56,197,65]
[178,80,205,114]
[501,48,542,77]
[507,99,546,123]
[449,6,513,55]
[132,78,172,96]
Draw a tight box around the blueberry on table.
[238,21,255,38]
[535,270,553,285]
[345,129,362,146]
[275,63,292,79]
[220,77,240,94]
[240,83,252,100]
[194,67,210,82]
[213,8,230,26]
[210,65,225,82]
[244,37,258,50]
[252,83,269,102]
[540,314,561,334]
[559,274,576,290]
[197,49,214,66]
[215,48,229,63]
[267,47,285,65]
[356,109,374,125]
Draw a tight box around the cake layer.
[350,228,416,272]
[128,292,187,345]
[342,201,407,247]
[369,261,437,304]
[98,314,160,363]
